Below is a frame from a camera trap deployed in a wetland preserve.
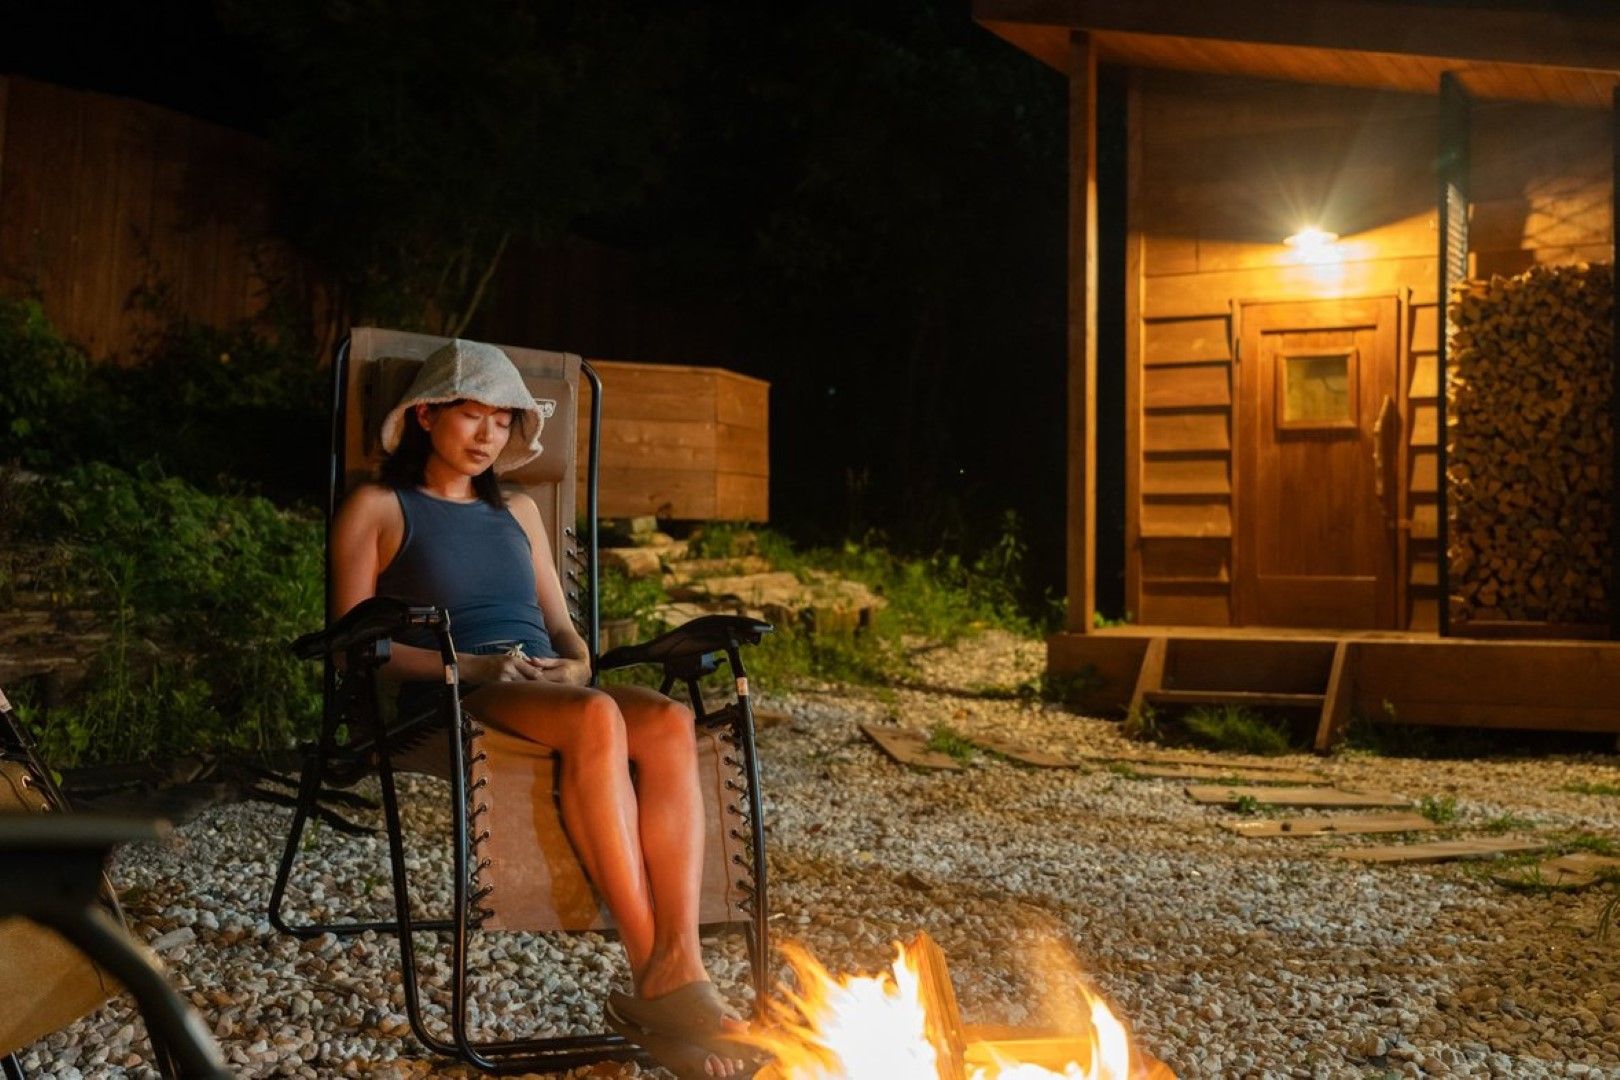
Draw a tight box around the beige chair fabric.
[342,328,749,934]
[0,763,117,1057]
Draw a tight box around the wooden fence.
[0,75,293,361]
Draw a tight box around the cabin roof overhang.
[974,0,1620,107]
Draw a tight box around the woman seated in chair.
[331,340,753,1079]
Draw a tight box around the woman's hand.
[463,652,546,684]
[533,656,592,686]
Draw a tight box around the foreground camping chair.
[0,690,230,1079]
[266,328,771,1074]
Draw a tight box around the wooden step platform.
[1143,690,1325,710]
[1049,626,1620,749]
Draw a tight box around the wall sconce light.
[1284,225,1341,263]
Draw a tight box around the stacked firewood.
[1447,262,1613,626]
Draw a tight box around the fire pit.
[744,935,1174,1079]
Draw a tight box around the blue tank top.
[374,488,556,658]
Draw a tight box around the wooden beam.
[0,77,9,213]
[1612,87,1620,642]
[1065,30,1100,633]
[972,0,1620,74]
[976,18,1068,71]
[1313,640,1356,753]
[1128,635,1167,716]
[1123,72,1145,626]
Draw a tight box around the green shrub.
[594,565,669,638]
[11,464,323,765]
[0,296,325,503]
[0,298,99,468]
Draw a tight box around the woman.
[330,340,752,1079]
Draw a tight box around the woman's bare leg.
[608,686,707,997]
[463,682,656,972]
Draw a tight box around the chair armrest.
[289,595,442,660]
[597,614,773,674]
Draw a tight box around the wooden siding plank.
[1144,410,1230,453]
[1142,362,1230,409]
[1140,537,1230,582]
[1142,315,1229,364]
[1409,353,1438,400]
[590,465,717,520]
[1140,498,1232,538]
[1142,233,1198,276]
[1409,402,1437,446]
[715,372,770,427]
[1410,499,1438,540]
[1138,584,1231,626]
[715,472,769,522]
[1142,454,1230,495]
[1184,212,1434,274]
[1356,641,1620,712]
[1407,595,1439,632]
[1143,255,1437,319]
[1410,303,1438,353]
[1473,243,1615,280]
[1409,448,1438,495]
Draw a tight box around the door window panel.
[1278,348,1357,430]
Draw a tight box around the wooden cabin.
[976,0,1620,742]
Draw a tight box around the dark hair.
[379,400,506,507]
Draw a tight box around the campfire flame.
[745,939,1140,1080]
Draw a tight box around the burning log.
[744,932,1173,1079]
[1446,262,1614,627]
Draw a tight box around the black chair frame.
[264,337,772,1074]
[1,697,226,1079]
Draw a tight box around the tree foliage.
[221,0,694,333]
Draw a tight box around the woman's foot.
[608,981,758,1079]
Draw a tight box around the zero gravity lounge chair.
[266,328,772,1074]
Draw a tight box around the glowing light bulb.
[1284,226,1341,264]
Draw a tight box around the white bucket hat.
[379,340,544,474]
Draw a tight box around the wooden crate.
[576,359,769,521]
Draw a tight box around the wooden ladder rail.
[1128,636,1168,717]
[1314,640,1356,753]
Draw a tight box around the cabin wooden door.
[1235,297,1400,628]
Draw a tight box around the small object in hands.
[504,643,528,659]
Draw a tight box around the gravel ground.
[17,630,1620,1079]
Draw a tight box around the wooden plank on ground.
[1336,836,1548,864]
[1494,852,1620,889]
[962,735,1085,768]
[1130,764,1321,784]
[1221,812,1438,838]
[1187,785,1408,808]
[859,724,961,771]
[1076,750,1314,773]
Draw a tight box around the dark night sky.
[2,2,275,131]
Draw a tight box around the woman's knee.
[570,690,628,761]
[630,697,697,762]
